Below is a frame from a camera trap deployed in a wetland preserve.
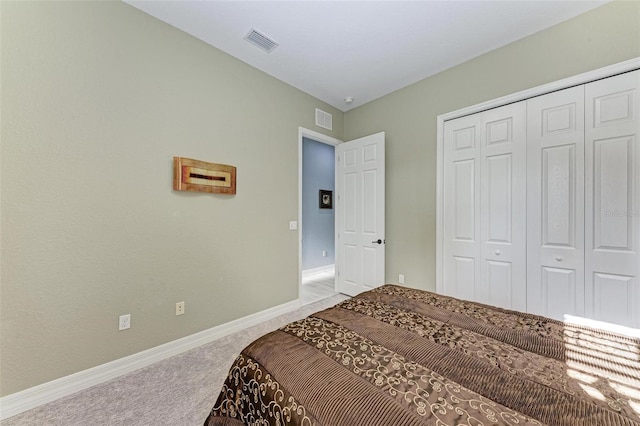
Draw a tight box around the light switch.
[289,221,298,230]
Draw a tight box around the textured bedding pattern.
[205,285,640,426]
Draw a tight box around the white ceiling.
[124,0,609,111]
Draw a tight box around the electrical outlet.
[119,314,131,331]
[176,301,185,316]
[398,274,405,284]
[322,250,327,257]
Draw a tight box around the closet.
[440,68,640,328]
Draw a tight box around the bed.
[204,284,640,425]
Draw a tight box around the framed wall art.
[173,157,236,195]
[319,189,333,209]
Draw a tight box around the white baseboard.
[0,298,302,421]
[302,264,335,278]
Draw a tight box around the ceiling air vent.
[244,29,278,53]
[315,108,333,131]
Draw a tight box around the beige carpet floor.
[1,293,349,426]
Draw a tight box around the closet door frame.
[436,57,640,295]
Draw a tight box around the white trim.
[302,264,335,278]
[436,113,445,295]
[0,298,302,421]
[297,127,342,300]
[435,57,640,294]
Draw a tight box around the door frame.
[435,57,640,294]
[298,127,342,299]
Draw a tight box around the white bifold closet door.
[526,85,585,320]
[442,69,639,328]
[584,70,640,328]
[443,102,527,311]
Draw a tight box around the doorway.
[298,128,341,304]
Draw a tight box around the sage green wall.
[0,0,343,396]
[344,0,640,292]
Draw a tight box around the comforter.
[204,285,640,425]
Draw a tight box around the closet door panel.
[453,160,476,241]
[541,267,578,321]
[592,273,637,326]
[485,154,512,243]
[542,145,576,247]
[452,256,477,301]
[527,86,585,320]
[593,137,634,250]
[585,70,640,328]
[443,115,481,300]
[480,102,527,310]
[486,260,513,309]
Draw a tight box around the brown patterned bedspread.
[204,285,640,426]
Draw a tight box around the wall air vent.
[244,29,278,53]
[315,108,333,131]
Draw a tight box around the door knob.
[372,239,383,245]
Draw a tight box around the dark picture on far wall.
[319,189,333,209]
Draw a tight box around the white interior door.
[336,132,385,296]
[585,70,640,328]
[526,85,585,321]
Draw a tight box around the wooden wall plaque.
[173,157,236,194]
